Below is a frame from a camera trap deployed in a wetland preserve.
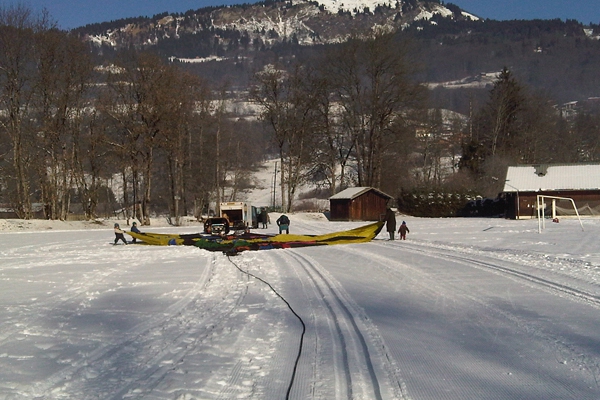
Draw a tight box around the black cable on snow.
[226,254,306,400]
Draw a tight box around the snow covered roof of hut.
[329,187,392,200]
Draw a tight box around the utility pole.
[272,162,278,209]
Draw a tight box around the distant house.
[0,203,45,219]
[502,163,600,219]
[329,187,393,221]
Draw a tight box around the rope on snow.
[226,253,306,400]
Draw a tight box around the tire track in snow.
[270,250,398,399]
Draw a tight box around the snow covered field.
[1,214,600,399]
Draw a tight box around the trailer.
[219,202,258,230]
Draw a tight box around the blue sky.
[17,0,600,30]
[451,0,600,25]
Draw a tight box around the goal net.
[536,195,584,233]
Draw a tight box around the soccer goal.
[536,195,584,233]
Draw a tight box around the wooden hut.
[503,163,600,219]
[329,187,393,221]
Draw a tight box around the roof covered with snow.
[503,163,600,192]
[329,187,392,200]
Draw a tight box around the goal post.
[536,195,584,233]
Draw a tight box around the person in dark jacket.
[114,223,128,245]
[276,214,290,234]
[261,208,269,228]
[130,221,141,243]
[384,208,396,240]
[398,221,410,240]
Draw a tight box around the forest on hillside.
[2,4,600,221]
[77,4,600,108]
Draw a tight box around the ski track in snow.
[398,241,600,307]
[23,251,229,398]
[0,231,293,399]
[1,217,600,399]
[265,249,405,399]
[334,240,600,399]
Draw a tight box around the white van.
[219,202,258,230]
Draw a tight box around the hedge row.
[396,188,503,218]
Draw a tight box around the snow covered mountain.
[80,0,477,55]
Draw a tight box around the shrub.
[397,187,483,217]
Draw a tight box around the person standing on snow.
[398,220,410,240]
[114,223,128,245]
[261,208,270,228]
[130,221,141,243]
[276,214,290,234]
[384,208,396,240]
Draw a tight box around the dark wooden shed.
[329,187,393,221]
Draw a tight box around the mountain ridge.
[76,0,477,53]
[71,0,600,107]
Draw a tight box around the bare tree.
[74,110,111,219]
[159,71,209,225]
[572,111,600,162]
[514,91,562,164]
[185,82,213,219]
[212,85,227,216]
[0,5,52,218]
[415,108,445,186]
[306,68,355,195]
[251,64,288,209]
[251,63,319,211]
[103,51,178,225]
[327,32,425,188]
[33,29,93,220]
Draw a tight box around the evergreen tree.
[485,67,525,158]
